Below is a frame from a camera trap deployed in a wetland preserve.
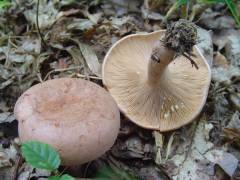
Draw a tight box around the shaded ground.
[0,0,239,179]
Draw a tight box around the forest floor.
[0,0,239,179]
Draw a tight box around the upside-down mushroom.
[14,78,120,165]
[102,20,211,132]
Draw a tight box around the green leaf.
[0,0,11,9]
[176,0,188,7]
[59,175,75,180]
[197,0,224,4]
[164,0,187,20]
[48,176,59,180]
[48,175,75,180]
[95,166,137,180]
[21,141,61,171]
[224,0,240,27]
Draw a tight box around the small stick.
[11,155,22,180]
[182,53,199,69]
[153,131,163,165]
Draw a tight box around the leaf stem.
[36,0,48,48]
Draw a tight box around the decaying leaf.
[141,6,164,20]
[197,27,213,66]
[205,150,238,177]
[0,112,15,123]
[78,42,102,77]
[213,29,239,50]
[223,128,240,146]
[17,163,50,180]
[213,52,229,68]
[212,66,240,82]
[67,18,95,31]
[24,0,58,29]
[0,64,12,80]
[138,166,167,180]
[227,111,240,130]
[230,93,240,111]
[66,46,86,76]
[19,37,41,54]
[104,0,140,16]
[223,112,240,145]
[0,144,18,168]
[144,0,165,11]
[111,16,133,28]
[200,10,236,29]
[165,116,238,180]
[0,101,9,112]
[0,78,14,90]
[225,31,240,66]
[80,9,103,24]
[0,36,41,63]
[111,135,153,160]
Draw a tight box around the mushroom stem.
[147,42,175,86]
[147,19,198,86]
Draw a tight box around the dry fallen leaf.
[205,150,238,177]
[163,115,238,180]
[213,29,239,50]
[212,66,240,82]
[24,0,58,29]
[0,144,18,168]
[141,6,164,20]
[227,111,240,130]
[200,10,236,29]
[213,52,229,68]
[225,32,240,67]
[78,42,102,77]
[0,112,15,124]
[197,27,213,66]
[67,18,95,31]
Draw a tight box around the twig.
[186,0,190,19]
[182,53,199,69]
[164,132,175,162]
[4,35,11,68]
[153,131,164,165]
[36,0,47,48]
[83,162,92,178]
[76,73,102,80]
[11,155,22,180]
[43,66,84,81]
[37,73,43,83]
[180,119,199,167]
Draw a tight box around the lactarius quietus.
[14,78,120,165]
[102,20,211,131]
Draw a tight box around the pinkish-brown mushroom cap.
[14,78,120,165]
[102,30,211,132]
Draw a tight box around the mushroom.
[102,20,211,132]
[14,78,120,165]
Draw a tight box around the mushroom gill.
[103,29,211,131]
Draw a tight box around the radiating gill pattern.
[103,31,211,131]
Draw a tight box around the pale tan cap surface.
[14,78,120,165]
[102,30,211,132]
